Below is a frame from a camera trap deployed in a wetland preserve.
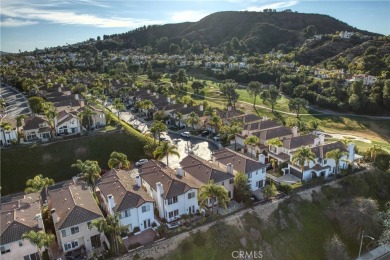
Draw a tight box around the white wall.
[118,202,155,231]
[0,128,17,146]
[248,168,266,190]
[0,239,41,260]
[163,189,199,222]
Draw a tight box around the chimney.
[183,104,187,108]
[135,175,141,187]
[147,89,151,94]
[292,126,298,137]
[319,134,325,145]
[51,208,59,224]
[172,99,176,104]
[107,194,115,215]
[199,105,204,111]
[176,167,184,177]
[156,94,159,99]
[75,94,79,100]
[156,182,164,196]
[262,116,268,121]
[258,154,266,164]
[348,143,355,163]
[80,100,85,107]
[226,163,233,174]
[58,86,62,92]
[167,97,171,103]
[35,213,44,229]
[227,106,232,111]
[314,138,320,146]
[21,118,25,127]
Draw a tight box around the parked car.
[213,134,221,141]
[201,130,210,137]
[130,107,137,112]
[181,132,190,138]
[135,159,148,167]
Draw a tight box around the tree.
[112,98,125,120]
[198,180,230,214]
[89,214,129,256]
[263,183,277,198]
[267,138,283,148]
[150,120,168,145]
[142,99,154,119]
[177,69,188,88]
[261,85,281,112]
[28,96,45,113]
[108,151,130,170]
[175,112,183,127]
[134,100,144,115]
[77,107,95,131]
[324,234,350,260]
[186,111,200,130]
[233,172,251,204]
[292,147,316,171]
[244,136,259,158]
[247,81,262,116]
[22,231,55,259]
[191,81,204,95]
[326,149,348,174]
[153,141,180,167]
[42,102,57,134]
[220,80,239,109]
[308,120,319,131]
[71,160,101,193]
[368,144,382,163]
[203,106,216,117]
[210,114,222,134]
[288,98,308,118]
[379,202,390,246]
[383,80,390,110]
[25,174,54,201]
[303,25,317,38]
[221,122,242,150]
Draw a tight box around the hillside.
[102,11,379,53]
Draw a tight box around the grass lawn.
[1,132,149,195]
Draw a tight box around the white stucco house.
[0,193,45,260]
[139,160,199,222]
[97,169,155,232]
[54,110,81,135]
[0,123,18,146]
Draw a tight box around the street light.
[358,230,375,258]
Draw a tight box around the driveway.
[1,83,31,118]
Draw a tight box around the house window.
[167,196,178,205]
[71,226,79,235]
[120,209,131,218]
[142,204,150,213]
[64,240,79,251]
[24,253,39,260]
[247,172,252,179]
[0,245,10,254]
[61,226,79,237]
[188,192,195,199]
[169,210,180,219]
[229,178,234,184]
[323,159,327,164]
[221,181,224,185]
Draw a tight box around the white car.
[181,132,190,138]
[135,159,148,167]
[213,135,221,141]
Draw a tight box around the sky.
[1,0,389,53]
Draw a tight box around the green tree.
[28,96,45,113]
[247,81,262,116]
[112,98,125,120]
[150,120,168,145]
[325,149,348,174]
[191,81,204,95]
[108,151,130,170]
[267,138,283,147]
[142,99,154,119]
[71,160,101,193]
[210,114,222,134]
[25,174,54,200]
[221,122,242,150]
[177,69,188,88]
[203,106,216,117]
[153,141,180,167]
[89,214,129,256]
[22,231,55,259]
[263,183,277,198]
[233,172,251,204]
[261,85,281,112]
[198,180,230,214]
[244,135,259,158]
[175,112,184,128]
[77,107,95,131]
[288,98,308,118]
[292,147,316,171]
[186,111,200,130]
[220,80,239,110]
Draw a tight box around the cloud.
[245,0,299,11]
[1,18,38,27]
[170,10,210,23]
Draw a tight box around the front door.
[143,219,151,229]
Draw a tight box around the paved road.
[1,83,31,118]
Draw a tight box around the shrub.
[277,184,293,194]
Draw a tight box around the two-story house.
[97,169,155,232]
[212,148,267,191]
[48,181,108,257]
[0,193,45,260]
[0,121,18,146]
[139,160,199,222]
[77,105,106,130]
[54,110,81,135]
[180,154,234,205]
[22,115,51,142]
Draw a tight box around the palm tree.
[210,114,222,135]
[198,180,230,214]
[143,143,156,158]
[108,151,130,170]
[25,174,54,201]
[77,107,96,131]
[267,138,283,154]
[134,100,144,115]
[89,214,129,256]
[368,144,382,163]
[326,149,349,174]
[112,98,125,121]
[0,97,6,112]
[186,111,200,130]
[225,123,243,150]
[71,160,101,193]
[142,99,154,119]
[203,106,216,117]
[22,231,55,259]
[175,112,184,128]
[150,120,168,145]
[244,136,259,158]
[153,142,180,167]
[292,147,316,171]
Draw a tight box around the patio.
[123,228,157,250]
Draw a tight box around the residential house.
[48,181,108,256]
[22,115,51,142]
[77,105,106,129]
[170,105,204,128]
[180,154,235,205]
[0,121,18,146]
[212,148,267,191]
[286,141,355,181]
[54,109,81,135]
[0,193,45,260]
[139,160,199,222]
[97,169,155,232]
